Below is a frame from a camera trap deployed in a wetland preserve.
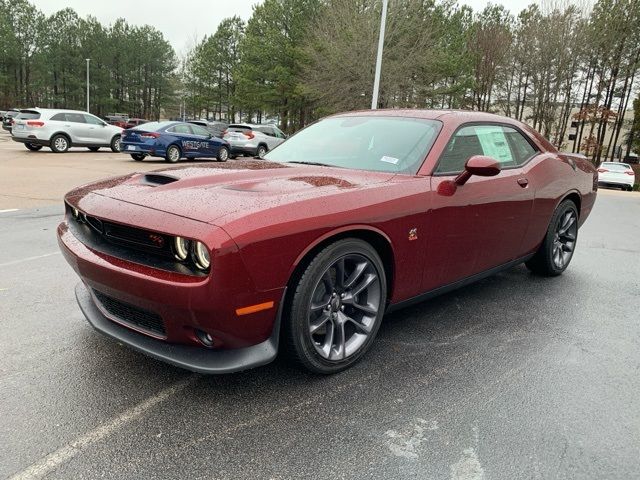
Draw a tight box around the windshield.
[264,116,441,174]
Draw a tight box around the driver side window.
[435,124,533,174]
[436,126,484,174]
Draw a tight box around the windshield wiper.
[286,161,342,168]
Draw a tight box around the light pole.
[371,0,388,110]
[86,58,90,112]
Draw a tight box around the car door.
[83,114,110,144]
[169,124,206,158]
[272,126,287,147]
[64,112,92,144]
[189,124,217,157]
[423,123,536,292]
[255,126,279,149]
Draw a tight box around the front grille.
[93,289,166,336]
[92,217,171,252]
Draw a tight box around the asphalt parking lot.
[1,133,639,479]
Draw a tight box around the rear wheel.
[88,146,100,152]
[25,143,42,151]
[526,199,578,276]
[50,134,70,153]
[217,146,229,162]
[283,239,387,374]
[165,145,181,163]
[130,153,146,161]
[256,144,267,159]
[110,136,121,153]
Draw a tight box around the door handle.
[517,178,529,187]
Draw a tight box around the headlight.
[173,236,190,261]
[192,241,210,270]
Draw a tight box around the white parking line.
[8,375,197,480]
[0,252,61,268]
[0,208,19,213]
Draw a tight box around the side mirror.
[454,155,501,186]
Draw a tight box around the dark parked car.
[59,110,597,375]
[2,108,20,132]
[104,115,129,129]
[125,118,149,129]
[188,120,228,138]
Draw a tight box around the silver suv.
[223,123,287,158]
[11,108,123,153]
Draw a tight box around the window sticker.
[380,156,400,165]
[475,126,513,164]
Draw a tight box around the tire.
[165,144,181,163]
[283,238,387,374]
[88,146,100,152]
[50,134,70,153]
[525,199,579,276]
[110,136,121,153]
[25,143,42,151]
[130,153,146,161]
[256,144,267,159]
[217,146,229,162]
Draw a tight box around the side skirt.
[386,254,534,314]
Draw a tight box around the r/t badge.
[408,228,418,241]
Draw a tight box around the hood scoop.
[140,173,180,186]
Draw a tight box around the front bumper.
[58,194,285,372]
[75,282,282,374]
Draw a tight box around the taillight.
[27,121,45,127]
[243,131,255,139]
[626,171,635,176]
[140,132,160,139]
[597,168,608,173]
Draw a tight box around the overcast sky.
[31,0,539,54]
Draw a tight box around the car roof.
[331,108,522,123]
[19,108,99,115]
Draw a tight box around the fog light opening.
[195,329,215,348]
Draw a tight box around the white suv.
[11,108,123,153]
[223,123,287,158]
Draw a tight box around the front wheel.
[283,239,387,374]
[25,143,42,151]
[526,199,578,276]
[110,136,121,153]
[165,145,181,163]
[217,146,229,162]
[130,153,146,161]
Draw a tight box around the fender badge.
[408,228,418,241]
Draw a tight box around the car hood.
[84,161,396,224]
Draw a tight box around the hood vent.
[140,173,180,186]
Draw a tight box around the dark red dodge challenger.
[58,110,597,374]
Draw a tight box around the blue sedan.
[120,121,230,163]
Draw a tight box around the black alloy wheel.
[284,239,387,374]
[526,199,578,276]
